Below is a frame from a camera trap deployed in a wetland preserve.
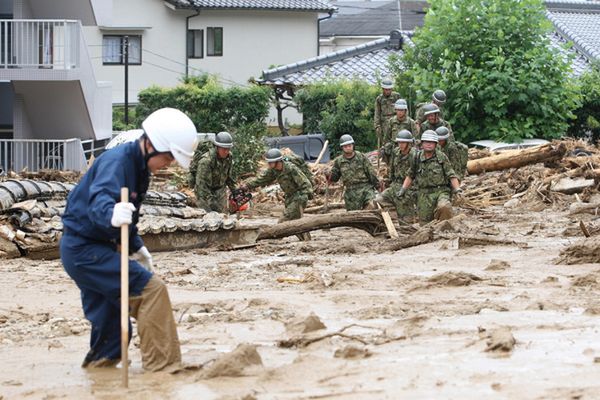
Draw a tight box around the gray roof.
[259,30,410,86]
[165,0,336,12]
[320,1,427,36]
[549,32,592,76]
[546,0,600,67]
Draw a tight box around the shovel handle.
[120,187,129,388]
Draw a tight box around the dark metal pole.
[123,36,129,126]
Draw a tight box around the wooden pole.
[120,187,129,388]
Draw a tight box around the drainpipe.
[185,9,201,78]
[317,10,334,56]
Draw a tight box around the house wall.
[319,36,384,55]
[83,0,189,104]
[0,1,13,15]
[0,84,13,133]
[188,10,319,86]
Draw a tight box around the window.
[207,27,223,57]
[187,29,203,59]
[102,35,142,65]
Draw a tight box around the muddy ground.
[1,205,600,399]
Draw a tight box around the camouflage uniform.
[374,92,401,140]
[415,102,445,124]
[418,119,453,141]
[194,148,235,213]
[246,160,313,222]
[378,147,417,219]
[331,151,379,211]
[440,140,469,180]
[407,149,458,224]
[382,115,417,164]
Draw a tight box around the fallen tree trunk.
[467,143,566,175]
[256,210,385,240]
[304,202,345,214]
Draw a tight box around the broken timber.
[467,143,566,175]
[256,210,386,240]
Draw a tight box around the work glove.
[111,202,136,228]
[397,187,406,198]
[239,183,249,192]
[452,187,463,196]
[132,246,153,272]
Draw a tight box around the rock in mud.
[556,237,600,265]
[285,313,327,335]
[485,259,511,271]
[334,345,372,360]
[428,271,483,287]
[485,327,516,353]
[202,344,263,379]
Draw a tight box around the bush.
[112,106,136,131]
[135,75,271,133]
[295,80,379,156]
[395,0,580,143]
[569,65,600,142]
[229,122,268,179]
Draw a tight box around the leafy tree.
[394,0,580,143]
[295,80,379,156]
[569,64,600,142]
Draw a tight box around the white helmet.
[142,108,198,168]
[421,130,439,143]
[105,129,144,150]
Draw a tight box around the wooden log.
[467,143,566,175]
[304,202,345,214]
[382,228,434,251]
[256,210,385,240]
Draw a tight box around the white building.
[83,0,336,105]
[0,0,112,142]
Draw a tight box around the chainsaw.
[228,188,253,213]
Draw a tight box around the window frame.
[207,27,223,57]
[102,35,142,66]
[187,29,204,59]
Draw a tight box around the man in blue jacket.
[60,108,197,372]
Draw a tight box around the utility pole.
[123,36,130,126]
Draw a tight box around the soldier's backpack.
[188,141,213,187]
[283,152,315,188]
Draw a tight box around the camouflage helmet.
[394,99,408,110]
[381,78,394,89]
[423,103,441,116]
[421,130,439,143]
[265,148,283,162]
[214,131,233,148]
[339,134,355,147]
[435,126,450,140]
[432,89,447,104]
[395,130,414,143]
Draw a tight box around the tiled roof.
[165,0,336,12]
[259,31,410,86]
[320,1,427,36]
[545,0,600,66]
[549,32,591,76]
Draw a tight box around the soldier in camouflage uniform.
[398,130,462,224]
[194,132,236,213]
[242,148,313,240]
[419,104,452,141]
[382,99,417,165]
[415,89,447,127]
[330,135,381,211]
[436,126,468,180]
[375,130,417,220]
[374,78,401,144]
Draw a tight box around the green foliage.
[135,75,271,133]
[395,0,580,143]
[112,106,136,131]
[295,80,379,156]
[569,65,600,142]
[134,75,271,175]
[229,122,268,178]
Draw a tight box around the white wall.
[319,36,384,55]
[83,0,189,104]
[189,10,319,86]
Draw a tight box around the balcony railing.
[0,19,80,69]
